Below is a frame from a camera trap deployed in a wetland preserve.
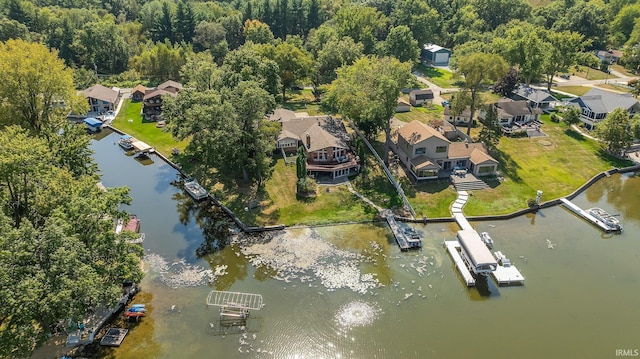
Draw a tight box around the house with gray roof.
[409,89,434,106]
[479,99,543,126]
[511,86,558,110]
[393,120,498,180]
[568,88,640,130]
[273,109,360,180]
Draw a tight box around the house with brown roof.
[142,80,182,121]
[479,99,543,126]
[396,98,411,112]
[82,84,120,114]
[393,120,498,179]
[273,109,360,180]
[131,85,147,102]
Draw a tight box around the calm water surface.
[91,130,640,359]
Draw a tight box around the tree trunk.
[242,166,249,183]
[383,123,391,164]
[282,86,286,102]
[546,73,554,92]
[467,90,477,136]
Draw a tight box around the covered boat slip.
[456,229,497,275]
[206,291,264,310]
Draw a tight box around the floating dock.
[444,241,476,286]
[491,251,525,286]
[383,211,422,250]
[100,328,128,347]
[559,198,616,232]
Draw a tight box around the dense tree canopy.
[595,108,634,154]
[0,126,144,357]
[0,39,86,134]
[325,56,411,162]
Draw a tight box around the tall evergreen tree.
[262,0,273,28]
[175,0,196,43]
[307,0,320,32]
[153,2,174,43]
[245,0,253,21]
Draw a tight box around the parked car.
[442,100,449,107]
[559,74,570,80]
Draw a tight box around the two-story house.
[82,84,120,114]
[568,88,640,130]
[394,121,498,180]
[273,109,360,180]
[142,80,183,121]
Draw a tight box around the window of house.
[478,166,493,174]
[418,169,438,177]
[414,147,426,155]
[278,140,297,148]
[436,146,446,153]
[334,168,349,177]
[314,149,327,161]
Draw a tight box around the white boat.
[184,179,208,201]
[587,207,623,232]
[118,135,134,151]
[480,232,494,249]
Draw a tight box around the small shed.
[421,44,452,66]
[396,98,411,112]
[84,117,102,132]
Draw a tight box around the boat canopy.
[84,117,102,127]
[120,134,132,140]
[457,229,497,270]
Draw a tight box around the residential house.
[131,85,147,102]
[594,50,623,65]
[443,106,473,126]
[273,109,360,180]
[479,99,543,126]
[393,120,498,180]
[409,89,434,106]
[142,80,182,121]
[82,84,119,114]
[396,98,411,112]
[421,44,452,66]
[568,88,640,130]
[511,85,558,110]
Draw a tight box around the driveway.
[412,71,459,106]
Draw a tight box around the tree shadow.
[491,148,523,183]
[564,128,586,141]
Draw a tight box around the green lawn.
[110,100,189,156]
[461,115,632,215]
[554,86,591,96]
[595,83,632,93]
[611,64,637,77]
[408,181,459,218]
[230,158,377,226]
[414,64,460,88]
[570,65,617,81]
[394,105,444,124]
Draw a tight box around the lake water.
[92,130,640,359]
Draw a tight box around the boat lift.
[206,291,263,328]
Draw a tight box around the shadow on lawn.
[564,128,586,141]
[491,148,523,183]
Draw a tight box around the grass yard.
[554,86,591,96]
[414,64,460,88]
[462,115,632,215]
[570,65,616,81]
[408,181,459,218]
[230,158,377,226]
[595,83,632,93]
[394,105,444,124]
[611,64,636,77]
[281,89,328,115]
[111,100,189,156]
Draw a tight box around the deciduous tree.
[0,39,86,134]
[541,30,585,91]
[455,52,508,135]
[381,25,419,63]
[325,56,411,163]
[478,104,502,151]
[594,108,634,154]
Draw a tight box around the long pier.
[444,241,475,286]
[382,210,422,250]
[559,198,614,232]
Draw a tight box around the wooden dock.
[383,210,422,250]
[559,198,614,232]
[444,241,476,286]
[100,328,128,347]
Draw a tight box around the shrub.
[296,177,317,198]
